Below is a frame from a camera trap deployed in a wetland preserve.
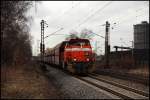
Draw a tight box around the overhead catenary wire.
[89,2,148,29]
[61,1,81,17]
[67,1,148,46]
[62,1,113,39]
[111,4,149,26]
[81,2,148,31]
[47,2,147,42]
[44,34,67,44]
[74,1,113,29]
[54,1,147,33]
[51,1,82,32]
[61,1,106,33]
[120,38,130,47]
[36,2,148,56]
[44,28,64,39]
[54,1,81,24]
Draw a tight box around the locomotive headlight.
[73,58,77,61]
[86,58,89,61]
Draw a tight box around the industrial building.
[105,21,149,68]
[133,21,149,65]
[134,21,149,49]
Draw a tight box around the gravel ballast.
[45,65,121,99]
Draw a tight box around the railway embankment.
[1,62,60,99]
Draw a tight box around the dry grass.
[1,64,60,99]
[94,61,149,78]
[128,65,149,78]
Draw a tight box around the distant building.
[106,21,150,68]
[134,21,149,49]
[133,21,149,65]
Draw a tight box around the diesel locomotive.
[42,38,95,74]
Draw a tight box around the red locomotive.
[44,38,95,74]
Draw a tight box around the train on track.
[38,38,95,74]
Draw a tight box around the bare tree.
[80,28,94,39]
[65,28,95,40]
[1,1,33,66]
[65,30,79,40]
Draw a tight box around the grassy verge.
[1,62,60,99]
[128,65,149,78]
[95,61,149,78]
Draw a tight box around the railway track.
[75,74,149,99]
[90,73,149,97]
[95,70,149,85]
[42,63,149,99]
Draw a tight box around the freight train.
[40,38,95,74]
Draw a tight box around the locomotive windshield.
[70,42,89,46]
[68,39,90,46]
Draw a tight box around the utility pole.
[40,20,45,62]
[40,20,48,71]
[105,21,110,68]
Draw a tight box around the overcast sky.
[27,1,149,56]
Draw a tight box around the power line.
[62,2,104,32]
[87,3,147,30]
[117,13,148,25]
[120,38,130,47]
[73,2,106,27]
[44,34,67,43]
[54,2,81,24]
[54,1,147,40]
[92,32,105,39]
[112,5,149,25]
[44,28,64,39]
[75,1,112,29]
[64,1,147,32]
[60,1,112,33]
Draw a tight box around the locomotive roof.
[69,38,90,42]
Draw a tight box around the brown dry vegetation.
[95,61,149,78]
[1,63,60,99]
[128,65,149,78]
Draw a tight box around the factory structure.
[133,21,149,65]
[134,21,149,49]
[103,21,149,68]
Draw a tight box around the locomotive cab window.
[71,42,81,46]
[81,42,90,46]
[69,40,90,47]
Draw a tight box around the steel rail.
[89,73,149,97]
[75,76,132,99]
